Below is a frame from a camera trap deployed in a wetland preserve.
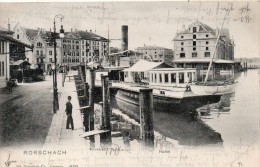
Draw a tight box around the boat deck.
[96,81,207,98]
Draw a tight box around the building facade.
[12,24,108,72]
[135,45,174,63]
[0,25,32,88]
[173,21,235,68]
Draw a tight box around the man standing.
[66,96,74,130]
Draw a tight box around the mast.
[203,10,228,84]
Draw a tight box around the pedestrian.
[7,79,13,93]
[65,96,74,130]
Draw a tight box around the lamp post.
[51,14,65,113]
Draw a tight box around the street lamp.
[51,14,65,113]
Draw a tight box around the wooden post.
[139,89,154,148]
[89,69,95,147]
[100,75,112,146]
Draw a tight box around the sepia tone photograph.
[0,0,259,166]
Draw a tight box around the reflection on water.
[200,70,260,148]
[109,70,259,148]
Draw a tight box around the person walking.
[65,96,74,130]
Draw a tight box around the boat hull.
[190,83,236,95]
[110,88,221,122]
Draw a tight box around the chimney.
[8,18,10,31]
[121,25,128,52]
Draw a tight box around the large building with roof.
[135,45,174,63]
[62,29,108,68]
[0,25,32,88]
[12,23,108,72]
[172,21,235,70]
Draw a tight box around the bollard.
[139,89,154,148]
[88,69,95,147]
[100,75,112,146]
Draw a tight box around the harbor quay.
[1,2,259,166]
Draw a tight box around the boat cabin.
[149,68,197,87]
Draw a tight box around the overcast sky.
[0,1,259,58]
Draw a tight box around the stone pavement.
[43,71,89,151]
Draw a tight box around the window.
[49,58,52,62]
[17,35,19,39]
[49,51,52,55]
[63,45,66,48]
[193,47,196,51]
[27,58,29,62]
[206,34,209,37]
[205,52,210,57]
[181,36,184,39]
[193,35,196,39]
[82,51,84,56]
[0,61,5,76]
[206,47,209,50]
[0,41,5,53]
[154,73,157,82]
[155,52,157,54]
[76,45,79,49]
[181,42,184,45]
[0,62,2,76]
[193,41,196,46]
[192,52,197,57]
[36,50,39,55]
[171,73,176,83]
[181,48,184,51]
[164,73,169,83]
[180,53,185,58]
[193,27,197,33]
[159,74,162,83]
[206,41,209,44]
[179,73,184,83]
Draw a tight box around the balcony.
[36,54,46,58]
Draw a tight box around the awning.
[10,60,31,66]
[123,59,163,72]
[173,59,235,64]
[0,34,33,49]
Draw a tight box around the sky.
[0,1,259,58]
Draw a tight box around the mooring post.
[139,89,154,148]
[89,69,95,147]
[100,75,112,146]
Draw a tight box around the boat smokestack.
[121,25,128,52]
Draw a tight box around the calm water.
[110,70,260,148]
[201,70,260,148]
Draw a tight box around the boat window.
[164,73,169,83]
[159,74,162,83]
[187,72,192,82]
[171,73,176,83]
[179,73,184,83]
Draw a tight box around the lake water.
[108,70,259,166]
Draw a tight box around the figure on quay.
[65,96,74,130]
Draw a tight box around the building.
[135,45,174,63]
[173,21,235,69]
[62,29,108,68]
[13,23,109,71]
[0,25,32,88]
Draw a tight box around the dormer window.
[193,27,197,33]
